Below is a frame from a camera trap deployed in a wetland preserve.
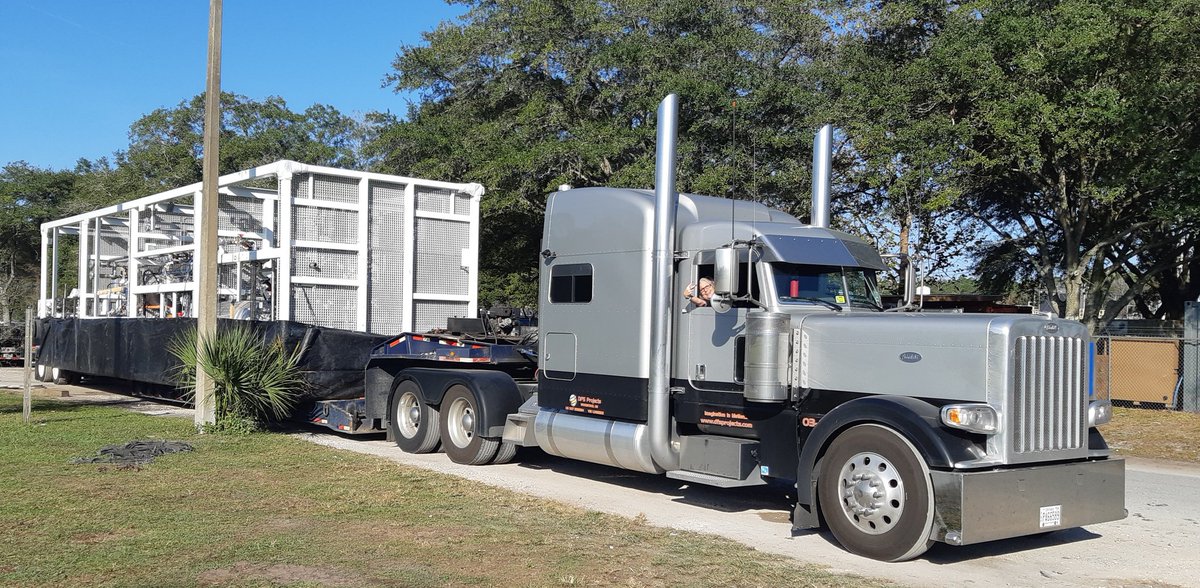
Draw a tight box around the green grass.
[0,393,894,588]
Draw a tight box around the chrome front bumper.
[930,458,1126,545]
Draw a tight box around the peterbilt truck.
[359,95,1126,562]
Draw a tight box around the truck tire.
[389,380,441,454]
[439,384,500,465]
[491,441,518,464]
[817,424,935,562]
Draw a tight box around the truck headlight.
[940,404,999,434]
[1088,400,1113,427]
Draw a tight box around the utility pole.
[195,0,222,428]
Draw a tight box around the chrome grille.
[1013,335,1087,454]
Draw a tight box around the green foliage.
[828,0,981,280]
[0,162,80,318]
[831,0,1200,330]
[168,324,306,431]
[115,92,377,195]
[8,0,1200,327]
[370,0,836,306]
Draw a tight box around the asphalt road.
[4,369,1198,587]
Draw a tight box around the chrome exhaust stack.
[811,124,832,228]
[648,94,681,471]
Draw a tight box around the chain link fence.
[1095,334,1200,412]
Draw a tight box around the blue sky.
[0,1,465,171]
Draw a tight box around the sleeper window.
[549,263,593,303]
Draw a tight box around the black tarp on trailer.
[36,318,389,400]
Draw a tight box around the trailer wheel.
[53,369,78,385]
[36,362,48,382]
[439,385,499,465]
[389,380,441,453]
[491,442,518,464]
[817,424,935,562]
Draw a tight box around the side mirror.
[714,246,739,296]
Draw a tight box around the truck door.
[678,251,759,392]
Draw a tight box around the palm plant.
[169,324,306,430]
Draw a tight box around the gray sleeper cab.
[532,186,1125,561]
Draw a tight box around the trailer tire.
[53,369,78,385]
[389,380,441,454]
[491,442,518,464]
[439,385,499,465]
[817,424,935,562]
[36,362,48,382]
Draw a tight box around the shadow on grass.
[0,396,147,414]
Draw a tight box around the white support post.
[38,228,48,318]
[401,183,417,332]
[262,186,276,247]
[92,218,101,316]
[356,177,369,332]
[78,219,89,318]
[50,229,59,317]
[277,170,294,321]
[466,188,482,319]
[128,208,140,317]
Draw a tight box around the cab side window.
[549,263,593,303]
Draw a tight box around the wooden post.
[195,0,222,428]
[23,307,33,424]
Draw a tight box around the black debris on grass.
[71,440,194,466]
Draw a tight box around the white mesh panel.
[313,174,360,204]
[293,174,310,199]
[415,186,456,214]
[414,301,469,333]
[454,193,471,216]
[218,195,264,234]
[414,218,469,294]
[98,225,129,258]
[292,248,358,280]
[293,206,358,244]
[291,284,356,331]
[140,197,194,245]
[368,181,407,335]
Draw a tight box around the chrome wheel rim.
[446,397,475,448]
[837,451,905,535]
[395,392,421,438]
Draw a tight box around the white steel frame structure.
[39,160,485,335]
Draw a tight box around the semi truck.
[36,95,1125,562]
[344,95,1126,561]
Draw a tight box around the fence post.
[1183,302,1199,413]
[23,307,33,424]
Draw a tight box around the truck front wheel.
[389,380,441,453]
[817,424,935,562]
[439,385,500,465]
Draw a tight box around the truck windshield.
[770,263,882,311]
